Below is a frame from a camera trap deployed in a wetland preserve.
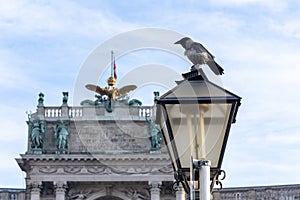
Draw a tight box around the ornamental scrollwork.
[39,166,58,174]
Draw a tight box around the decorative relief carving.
[36,164,170,176]
[86,166,105,174]
[68,183,152,200]
[112,166,151,174]
[157,164,174,173]
[80,167,88,174]
[102,167,113,175]
[64,166,82,174]
[30,166,40,174]
[39,166,58,174]
[70,192,88,200]
[68,188,95,200]
[57,167,65,173]
[121,187,150,200]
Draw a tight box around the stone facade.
[17,94,178,200]
[212,184,300,200]
[0,188,25,200]
[15,94,300,200]
[3,184,300,200]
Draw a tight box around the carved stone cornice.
[19,153,170,162]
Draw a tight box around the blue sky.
[1,0,300,188]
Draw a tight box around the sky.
[1,0,300,188]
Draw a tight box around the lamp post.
[156,70,241,200]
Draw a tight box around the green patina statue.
[146,114,162,151]
[54,120,70,150]
[28,116,46,149]
[62,92,68,106]
[38,92,44,107]
[153,91,160,104]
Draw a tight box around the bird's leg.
[191,65,197,71]
[191,64,201,71]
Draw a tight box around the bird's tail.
[207,60,224,75]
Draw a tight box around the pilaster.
[30,182,42,200]
[174,183,186,200]
[149,181,161,200]
[54,182,67,200]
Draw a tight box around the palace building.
[14,92,300,200]
[16,91,180,200]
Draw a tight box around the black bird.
[175,37,224,75]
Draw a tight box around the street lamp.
[156,70,241,199]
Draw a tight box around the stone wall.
[212,184,300,200]
[26,105,159,155]
[0,188,25,200]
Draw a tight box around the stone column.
[54,182,67,200]
[30,182,42,200]
[149,181,161,200]
[174,183,186,200]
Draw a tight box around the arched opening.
[86,188,132,200]
[96,196,123,200]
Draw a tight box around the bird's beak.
[174,40,181,44]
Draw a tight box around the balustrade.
[44,107,61,118]
[41,106,154,119]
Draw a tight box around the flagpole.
[111,50,114,78]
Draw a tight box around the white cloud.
[0,104,28,142]
[0,0,136,37]
[270,18,300,39]
[0,49,42,91]
[209,0,289,12]
[0,151,26,188]
[1,0,300,189]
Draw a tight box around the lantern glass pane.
[160,113,178,171]
[165,103,232,168]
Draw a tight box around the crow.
[175,37,224,75]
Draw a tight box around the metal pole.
[190,156,194,200]
[111,51,113,77]
[199,160,211,200]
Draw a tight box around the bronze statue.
[54,120,70,150]
[62,92,68,106]
[38,92,44,107]
[153,91,159,104]
[146,115,162,151]
[28,116,45,149]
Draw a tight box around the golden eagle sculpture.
[85,77,137,112]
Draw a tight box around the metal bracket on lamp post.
[211,169,226,192]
